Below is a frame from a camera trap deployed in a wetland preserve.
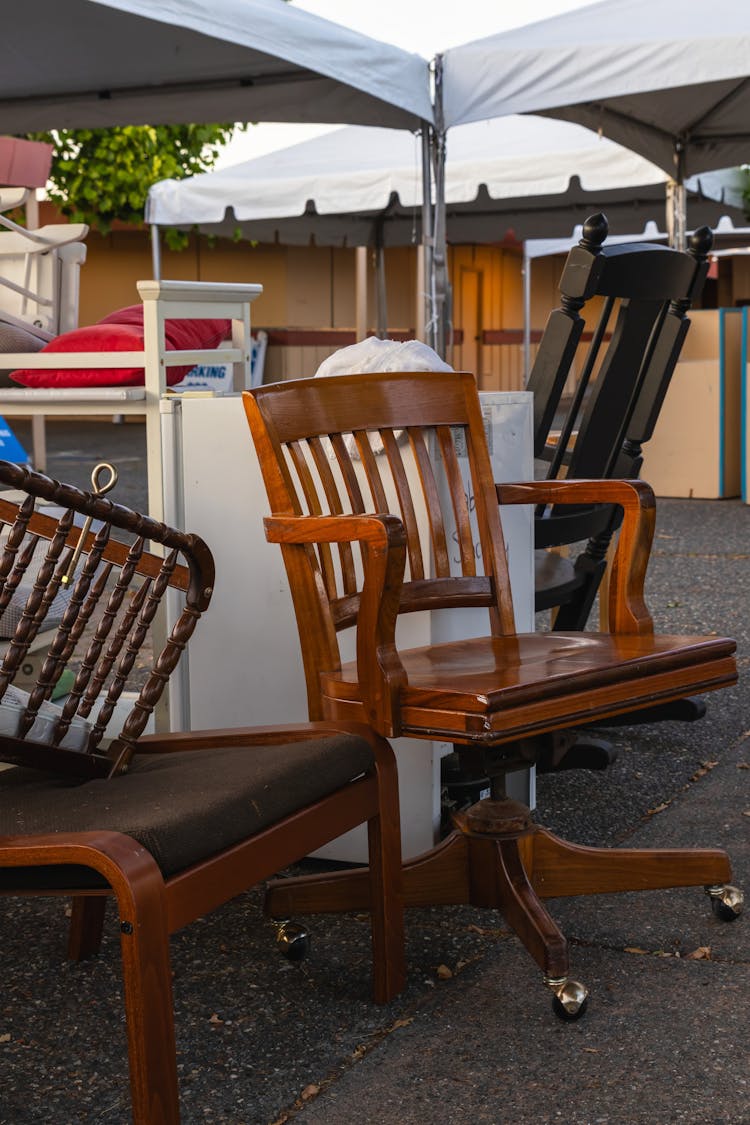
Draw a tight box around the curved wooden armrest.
[264,514,408,737]
[496,478,655,634]
[496,477,655,510]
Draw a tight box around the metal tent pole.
[523,245,532,381]
[430,56,448,359]
[355,246,368,341]
[150,223,162,280]
[430,128,448,359]
[375,243,388,338]
[666,144,687,250]
[421,122,434,347]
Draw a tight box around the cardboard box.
[642,308,742,499]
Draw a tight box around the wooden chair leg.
[67,895,108,960]
[525,827,733,899]
[456,827,569,979]
[112,869,180,1125]
[366,757,406,1003]
[366,810,405,1003]
[482,836,569,980]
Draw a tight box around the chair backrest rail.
[0,460,214,776]
[245,371,519,719]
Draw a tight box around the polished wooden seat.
[322,629,734,738]
[245,369,742,1019]
[0,461,405,1123]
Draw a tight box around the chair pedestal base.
[265,797,733,985]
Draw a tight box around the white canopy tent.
[149,115,744,243]
[0,0,436,331]
[441,0,750,248]
[147,115,744,339]
[0,0,432,133]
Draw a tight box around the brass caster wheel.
[545,975,589,1021]
[705,884,744,922]
[273,920,309,961]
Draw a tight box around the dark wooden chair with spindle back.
[245,368,743,1021]
[0,460,405,1124]
[529,215,713,768]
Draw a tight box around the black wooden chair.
[0,460,405,1124]
[530,212,712,627]
[526,213,713,770]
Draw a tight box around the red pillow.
[10,305,230,388]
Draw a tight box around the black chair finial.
[580,213,608,252]
[688,225,714,261]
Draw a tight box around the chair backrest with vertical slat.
[528,214,712,551]
[0,461,213,778]
[246,370,516,718]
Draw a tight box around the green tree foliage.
[26,123,242,247]
[742,166,750,221]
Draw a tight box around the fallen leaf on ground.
[300,1084,320,1101]
[467,923,506,937]
[685,946,711,960]
[690,760,719,781]
[0,1034,10,1043]
[624,946,649,955]
[582,1047,600,1053]
[391,1017,414,1030]
[647,802,670,815]
[208,1013,224,1025]
[737,762,750,770]
[436,964,453,980]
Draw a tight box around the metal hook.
[61,461,119,586]
[90,461,118,496]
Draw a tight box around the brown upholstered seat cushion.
[0,734,373,887]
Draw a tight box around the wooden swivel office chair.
[0,461,405,1124]
[245,369,742,1020]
